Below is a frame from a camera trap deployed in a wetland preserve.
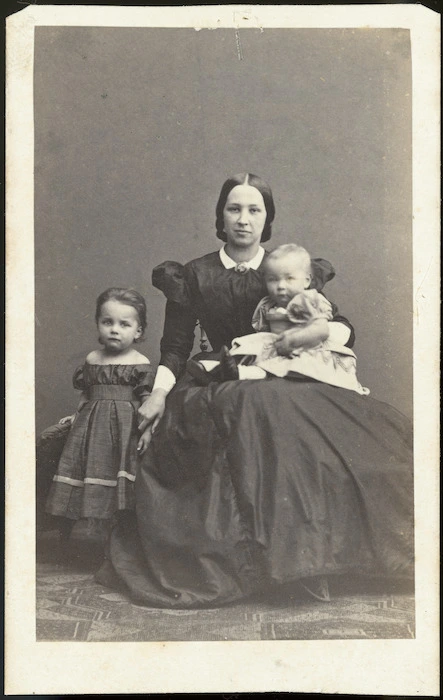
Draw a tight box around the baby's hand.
[275,320,329,356]
[137,427,153,457]
[274,329,303,356]
[59,414,76,426]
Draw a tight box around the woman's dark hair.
[215,172,275,243]
[95,287,147,341]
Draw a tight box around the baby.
[188,244,369,395]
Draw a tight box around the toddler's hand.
[137,428,153,457]
[59,414,76,426]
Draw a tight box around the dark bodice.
[73,363,154,399]
[187,252,268,349]
[153,250,354,379]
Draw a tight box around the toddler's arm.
[58,392,88,425]
[274,319,329,356]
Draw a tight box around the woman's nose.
[238,208,249,224]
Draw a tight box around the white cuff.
[328,321,351,346]
[238,366,267,380]
[152,365,176,394]
[199,360,220,372]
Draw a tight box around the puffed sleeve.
[72,366,86,390]
[152,261,198,379]
[310,259,355,347]
[310,258,335,291]
[152,261,192,306]
[133,365,156,401]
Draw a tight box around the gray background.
[35,27,412,433]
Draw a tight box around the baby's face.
[265,254,311,307]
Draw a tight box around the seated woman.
[95,172,414,608]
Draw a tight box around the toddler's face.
[265,254,311,308]
[97,300,142,353]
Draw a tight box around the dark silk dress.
[95,251,414,608]
[46,364,154,520]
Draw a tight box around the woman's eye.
[250,208,260,214]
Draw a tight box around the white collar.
[219,246,265,270]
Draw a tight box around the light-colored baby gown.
[229,289,369,395]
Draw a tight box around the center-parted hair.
[95,287,147,341]
[215,172,275,243]
[265,243,312,277]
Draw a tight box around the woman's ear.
[304,275,312,289]
[135,326,143,340]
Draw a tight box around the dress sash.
[87,385,135,401]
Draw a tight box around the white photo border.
[5,4,440,695]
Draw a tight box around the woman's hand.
[58,414,76,426]
[274,319,329,356]
[137,388,167,434]
[137,390,167,454]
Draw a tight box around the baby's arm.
[274,319,329,357]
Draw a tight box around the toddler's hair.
[95,287,147,341]
[265,243,312,276]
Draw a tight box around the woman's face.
[223,185,267,249]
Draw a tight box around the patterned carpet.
[36,528,415,642]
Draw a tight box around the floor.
[36,525,415,643]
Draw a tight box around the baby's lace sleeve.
[286,290,333,325]
[252,297,273,331]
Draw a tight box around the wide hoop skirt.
[96,375,414,608]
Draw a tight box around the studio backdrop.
[35,27,412,432]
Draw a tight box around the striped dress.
[46,363,154,520]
